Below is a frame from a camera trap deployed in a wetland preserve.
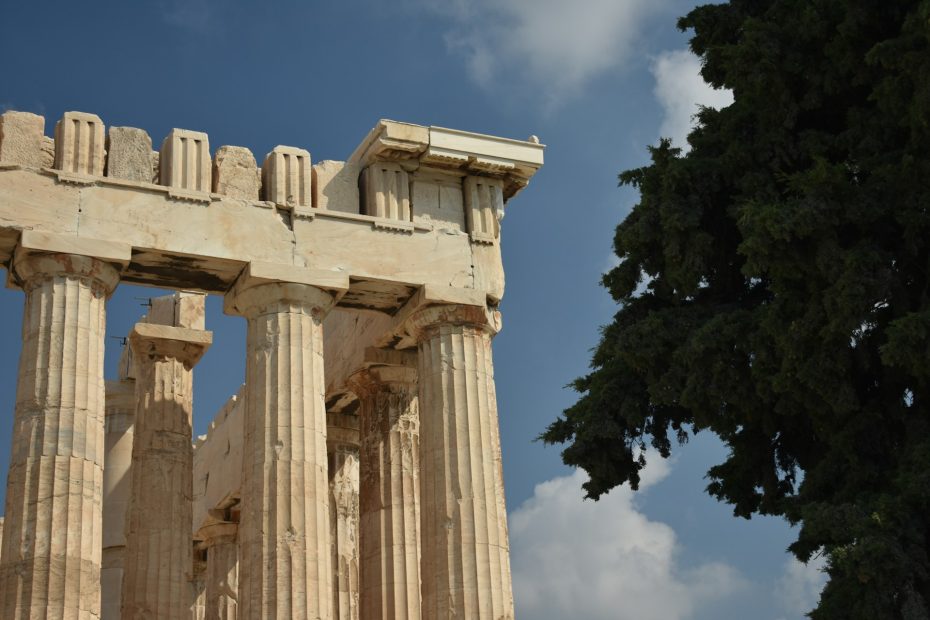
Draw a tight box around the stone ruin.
[0,109,543,619]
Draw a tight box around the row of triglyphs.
[0,108,542,619]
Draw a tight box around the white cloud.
[509,460,747,620]
[652,49,733,151]
[774,555,827,620]
[420,0,672,109]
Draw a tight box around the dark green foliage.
[543,1,930,616]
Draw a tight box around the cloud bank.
[509,462,746,620]
[775,555,827,620]
[420,0,671,108]
[652,49,734,151]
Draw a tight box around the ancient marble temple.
[0,109,543,619]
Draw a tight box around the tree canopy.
[542,1,930,616]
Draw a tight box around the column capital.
[198,521,238,548]
[11,252,121,295]
[347,348,417,397]
[406,302,502,343]
[8,230,130,294]
[379,284,502,348]
[348,364,417,395]
[223,260,348,319]
[128,323,212,370]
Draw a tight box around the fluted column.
[226,279,337,620]
[202,522,238,620]
[328,413,360,620]
[408,304,514,619]
[101,378,135,620]
[121,323,212,619]
[350,364,421,619]
[0,252,120,620]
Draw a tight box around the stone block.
[160,128,211,192]
[411,171,466,232]
[464,175,503,242]
[117,341,136,381]
[0,111,46,167]
[54,111,106,175]
[147,291,206,330]
[106,127,154,182]
[18,230,132,265]
[177,292,206,330]
[262,145,311,208]
[213,146,260,200]
[41,136,55,168]
[312,160,361,214]
[349,119,429,166]
[361,162,410,221]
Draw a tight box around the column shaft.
[101,380,134,620]
[204,530,238,620]
[121,324,211,618]
[233,284,334,620]
[414,311,514,619]
[329,439,359,620]
[355,367,421,619]
[191,548,206,620]
[0,254,118,620]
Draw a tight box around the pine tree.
[543,1,930,616]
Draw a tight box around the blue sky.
[0,1,825,617]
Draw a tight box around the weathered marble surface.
[351,363,422,619]
[409,304,515,620]
[101,378,134,620]
[227,277,337,620]
[54,111,105,176]
[0,252,120,620]
[121,321,211,618]
[213,146,261,200]
[106,126,154,182]
[201,522,239,620]
[328,413,360,620]
[0,111,45,167]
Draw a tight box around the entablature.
[0,110,544,314]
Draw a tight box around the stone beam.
[0,167,484,308]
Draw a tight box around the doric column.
[225,264,346,620]
[101,376,135,620]
[349,362,421,619]
[121,322,212,619]
[408,304,514,619]
[201,522,239,620]
[0,250,121,620]
[327,413,360,620]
